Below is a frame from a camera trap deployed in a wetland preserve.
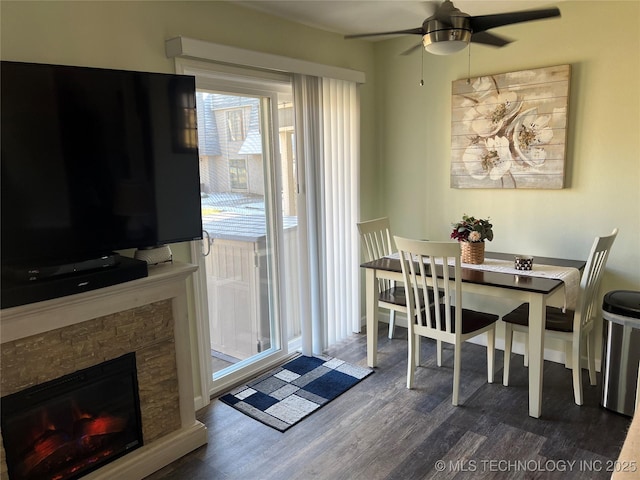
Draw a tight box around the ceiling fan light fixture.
[422,28,471,55]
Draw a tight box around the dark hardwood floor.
[145,324,632,479]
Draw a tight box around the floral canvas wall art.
[451,65,570,189]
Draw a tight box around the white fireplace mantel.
[0,261,208,480]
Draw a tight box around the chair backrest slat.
[357,217,394,260]
[577,228,618,331]
[357,217,396,294]
[395,237,462,335]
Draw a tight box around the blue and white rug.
[219,355,373,431]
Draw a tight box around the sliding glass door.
[180,61,302,396]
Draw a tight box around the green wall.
[371,1,639,294]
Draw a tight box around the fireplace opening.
[1,353,143,480]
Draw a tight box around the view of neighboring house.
[196,92,296,216]
[196,93,262,196]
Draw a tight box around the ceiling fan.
[344,1,561,56]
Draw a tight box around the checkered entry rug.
[219,355,374,431]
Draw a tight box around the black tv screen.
[1,61,202,272]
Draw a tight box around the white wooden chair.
[357,217,405,339]
[394,237,499,406]
[503,228,618,405]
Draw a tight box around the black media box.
[1,256,149,309]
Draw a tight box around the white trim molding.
[165,36,366,84]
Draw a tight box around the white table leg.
[528,293,546,418]
[366,268,378,367]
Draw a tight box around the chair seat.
[378,286,408,306]
[419,304,498,334]
[502,303,574,333]
[379,286,442,308]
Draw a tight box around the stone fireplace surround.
[0,262,207,480]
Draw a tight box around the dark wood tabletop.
[361,251,586,295]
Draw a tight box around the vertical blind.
[322,78,361,346]
[295,75,361,353]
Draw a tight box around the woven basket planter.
[461,241,485,264]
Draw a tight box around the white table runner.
[386,252,581,310]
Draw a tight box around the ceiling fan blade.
[470,31,512,48]
[345,27,424,40]
[400,42,424,56]
[469,7,560,34]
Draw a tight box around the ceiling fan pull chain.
[419,49,425,86]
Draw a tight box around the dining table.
[361,251,586,418]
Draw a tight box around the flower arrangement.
[451,214,494,243]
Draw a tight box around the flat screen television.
[1,61,202,289]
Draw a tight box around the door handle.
[202,230,212,257]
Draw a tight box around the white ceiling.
[236,0,565,38]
